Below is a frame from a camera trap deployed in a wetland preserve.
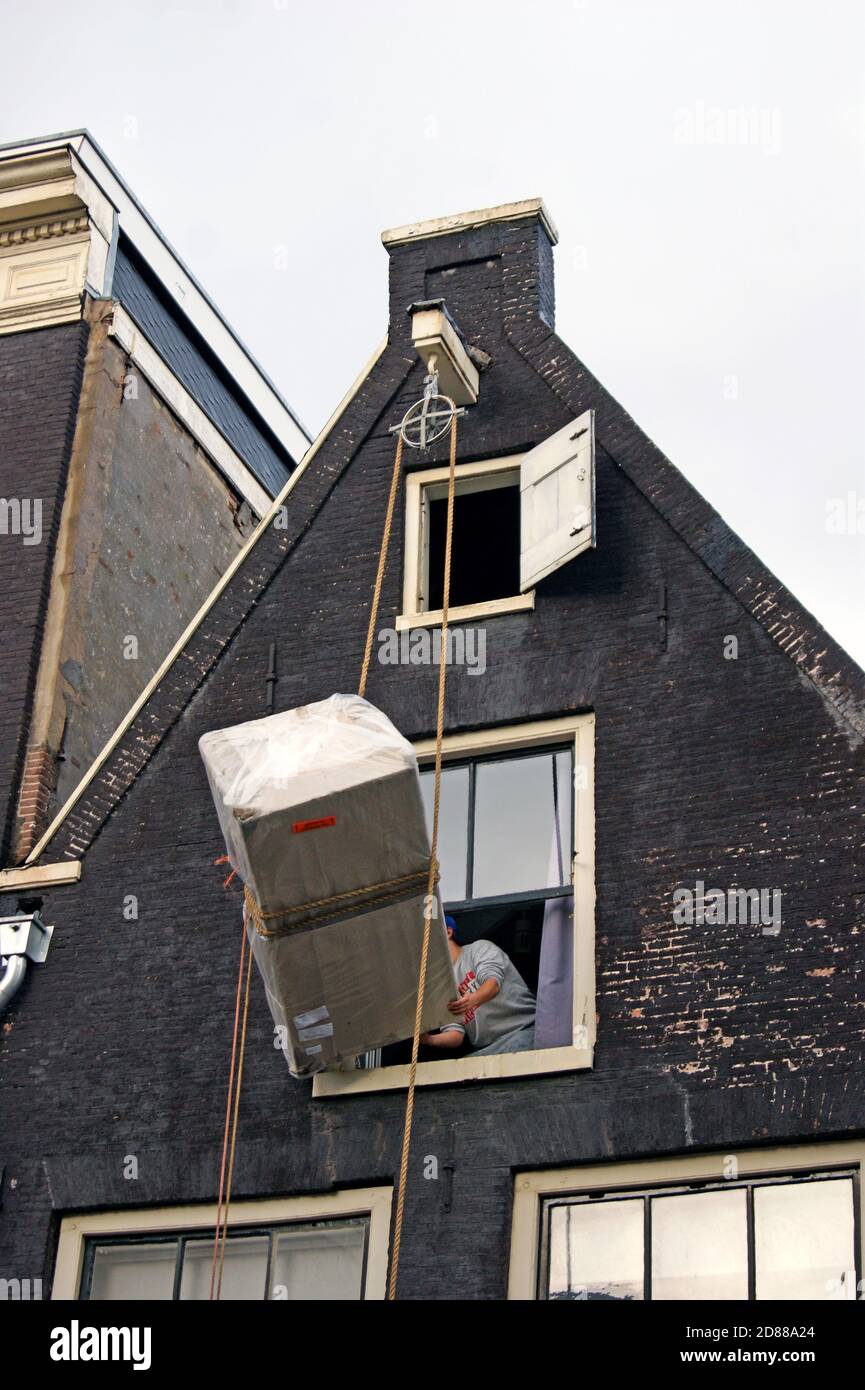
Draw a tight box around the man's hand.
[447,995,476,1016]
[447,978,500,1014]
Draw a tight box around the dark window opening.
[375,900,546,1068]
[427,482,520,610]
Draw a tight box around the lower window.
[509,1143,864,1301]
[52,1188,392,1301]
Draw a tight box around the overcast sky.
[3,0,864,667]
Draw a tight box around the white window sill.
[312,1042,593,1097]
[396,591,535,631]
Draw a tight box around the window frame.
[399,454,535,631]
[420,741,575,911]
[313,712,596,1098]
[52,1186,393,1301]
[509,1140,865,1301]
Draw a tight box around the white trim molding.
[0,861,81,891]
[382,198,558,248]
[399,454,534,630]
[52,1186,393,1301]
[313,711,596,1098]
[508,1138,865,1300]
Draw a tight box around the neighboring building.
[1,198,863,1302]
[0,132,310,865]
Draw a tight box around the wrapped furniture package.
[199,694,457,1077]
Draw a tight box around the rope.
[243,867,434,939]
[209,910,248,1300]
[216,908,255,1298]
[358,432,404,700]
[209,404,458,1301]
[388,412,459,1300]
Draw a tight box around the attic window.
[426,473,520,610]
[399,414,596,631]
[400,458,534,628]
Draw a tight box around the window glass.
[651,1188,748,1300]
[85,1218,370,1300]
[754,1178,856,1300]
[547,1199,643,1300]
[180,1235,269,1300]
[271,1223,366,1300]
[89,1241,177,1300]
[473,750,571,899]
[419,764,469,903]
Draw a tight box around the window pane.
[89,1241,177,1300]
[472,751,572,900]
[547,1199,643,1300]
[271,1222,366,1300]
[755,1178,856,1300]
[651,1188,748,1300]
[420,764,469,903]
[180,1235,269,1301]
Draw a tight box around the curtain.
[534,752,574,1049]
[535,892,574,1048]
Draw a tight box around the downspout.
[0,913,53,1015]
[0,954,28,1011]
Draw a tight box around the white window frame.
[398,455,535,631]
[313,712,595,1098]
[52,1186,393,1300]
[508,1139,865,1300]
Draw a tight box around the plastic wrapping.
[199,694,457,1076]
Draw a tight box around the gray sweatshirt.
[443,939,536,1051]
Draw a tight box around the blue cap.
[445,914,459,941]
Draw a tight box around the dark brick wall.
[1,221,863,1300]
[0,322,88,862]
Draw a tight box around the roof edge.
[382,197,558,248]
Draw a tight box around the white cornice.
[0,132,312,462]
[382,197,559,248]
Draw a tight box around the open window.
[399,411,595,630]
[509,1142,865,1301]
[313,713,595,1097]
[52,1188,393,1300]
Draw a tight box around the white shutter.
[519,410,595,591]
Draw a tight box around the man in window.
[421,917,536,1055]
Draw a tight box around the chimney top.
[381,197,558,249]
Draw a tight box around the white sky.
[3,0,864,668]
